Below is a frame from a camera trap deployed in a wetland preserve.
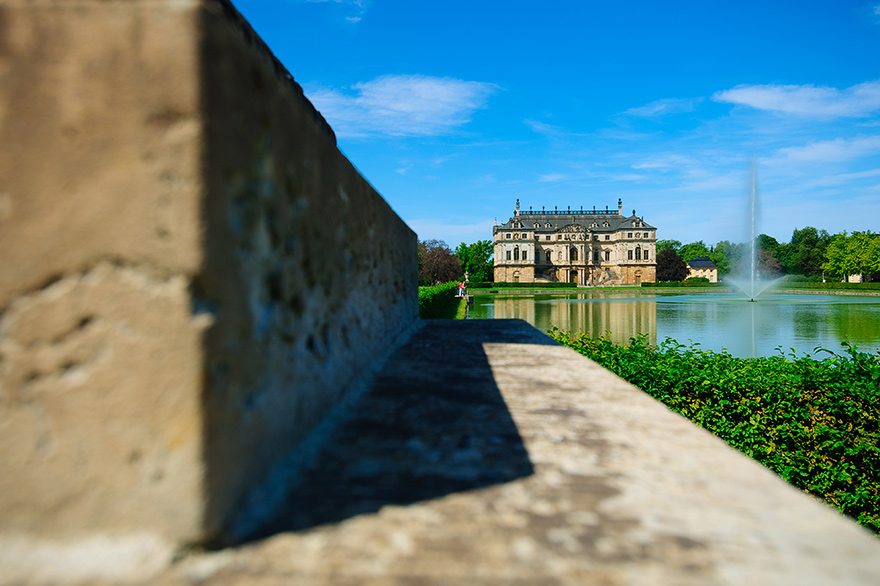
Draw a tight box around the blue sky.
[233,0,880,248]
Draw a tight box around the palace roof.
[687,256,717,268]
[496,202,655,233]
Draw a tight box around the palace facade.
[493,199,657,286]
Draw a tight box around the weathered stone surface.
[0,0,418,562]
[152,321,880,586]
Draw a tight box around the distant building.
[687,256,718,282]
[493,199,657,286]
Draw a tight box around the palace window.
[545,235,551,240]
[514,247,520,261]
[628,250,633,260]
[644,250,649,260]
[627,232,633,238]
[593,251,600,262]
[604,250,610,261]
[506,250,511,261]
[548,251,553,262]
[505,233,512,239]
[570,247,578,261]
[635,247,642,260]
[521,233,528,239]
[604,235,610,241]
[592,234,599,240]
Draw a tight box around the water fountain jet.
[726,155,782,301]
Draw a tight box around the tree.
[656,239,681,254]
[656,249,689,282]
[678,241,711,263]
[784,227,830,276]
[454,240,494,283]
[418,239,461,285]
[709,241,736,275]
[756,234,784,278]
[758,249,783,278]
[824,231,880,281]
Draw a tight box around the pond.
[468,290,880,358]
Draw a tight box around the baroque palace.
[493,199,657,286]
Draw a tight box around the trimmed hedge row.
[780,281,880,291]
[418,282,461,319]
[641,278,722,288]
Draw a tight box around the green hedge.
[641,279,723,288]
[418,282,461,319]
[550,329,880,535]
[779,281,880,291]
[468,281,579,289]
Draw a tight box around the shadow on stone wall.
[252,321,544,539]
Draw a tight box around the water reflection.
[470,292,880,358]
[489,293,656,346]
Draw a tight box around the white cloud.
[631,153,701,170]
[802,168,880,187]
[623,97,703,117]
[524,119,568,137]
[307,75,497,137]
[308,0,368,22]
[538,173,566,182]
[770,136,880,164]
[713,81,880,117]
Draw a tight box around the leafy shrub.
[549,329,880,535]
[418,282,460,319]
[641,280,724,288]
[780,281,880,291]
[784,275,825,283]
[684,277,711,285]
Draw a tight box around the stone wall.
[0,0,417,549]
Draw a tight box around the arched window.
[570,246,578,261]
[636,246,642,260]
[514,247,520,261]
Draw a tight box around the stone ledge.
[146,319,878,585]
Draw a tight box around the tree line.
[418,228,880,285]
[657,228,880,282]
[418,239,493,285]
